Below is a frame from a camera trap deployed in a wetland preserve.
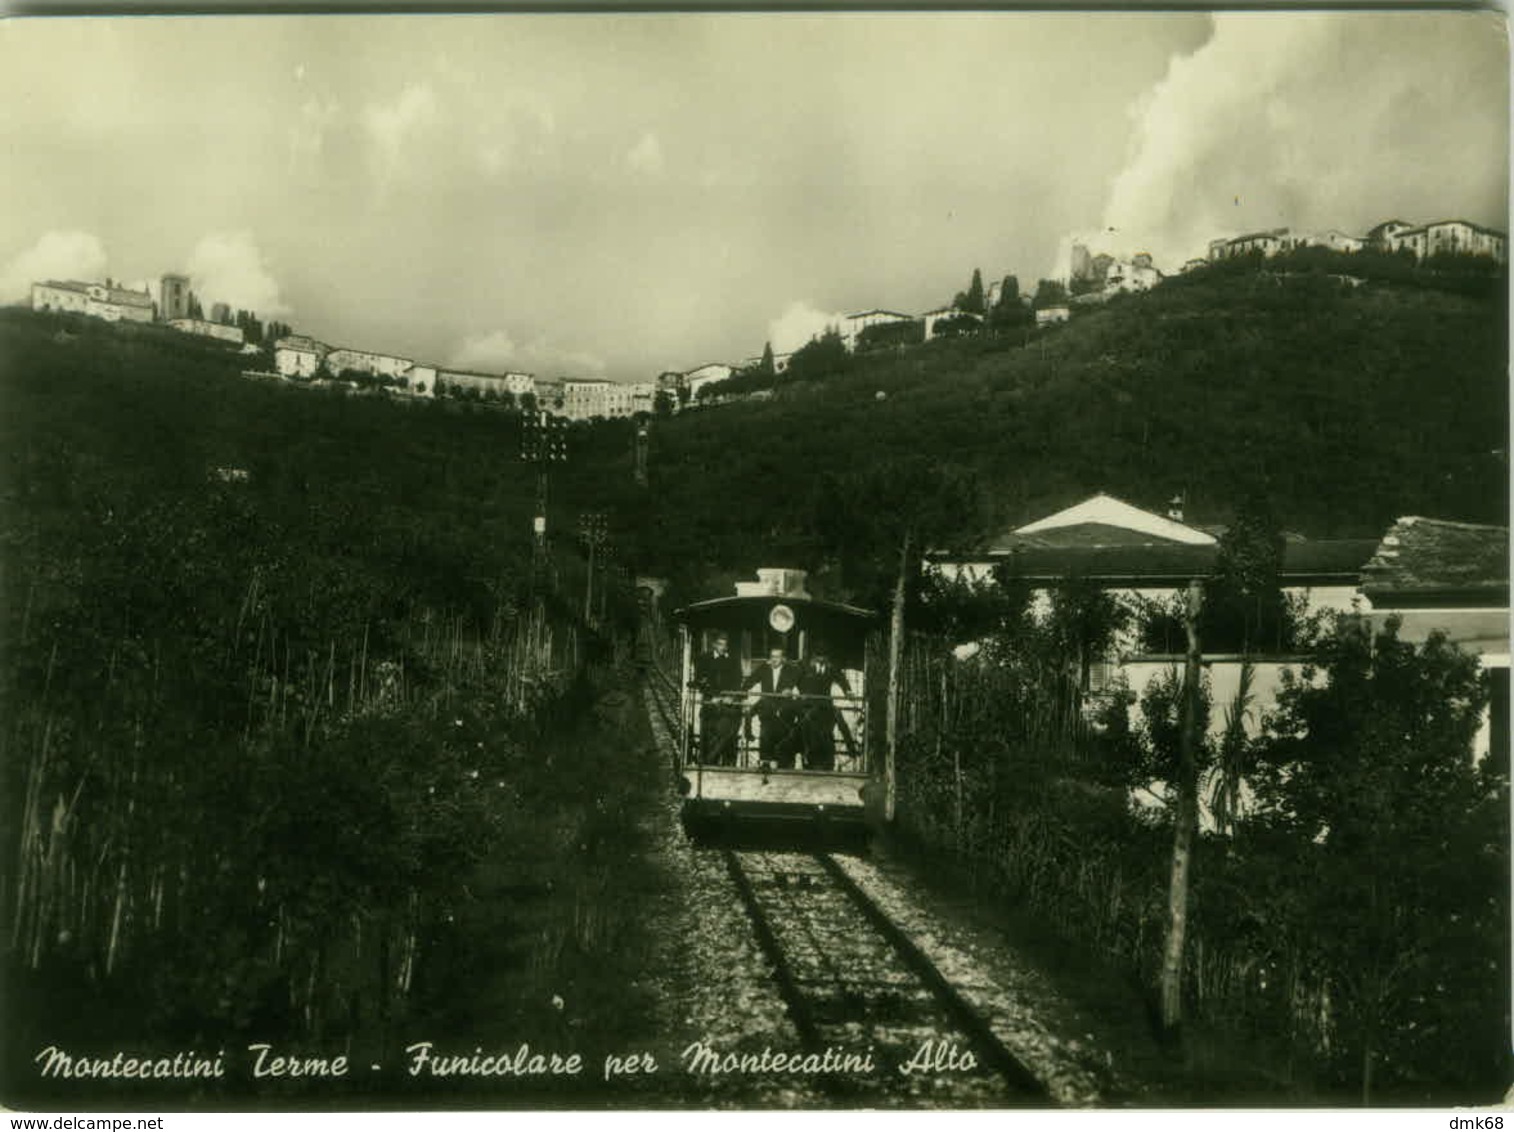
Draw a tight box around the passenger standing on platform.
[744,646,802,768]
[798,652,853,771]
[694,631,743,765]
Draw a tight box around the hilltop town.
[28,214,1506,422]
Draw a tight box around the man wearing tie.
[694,631,743,765]
[744,646,802,768]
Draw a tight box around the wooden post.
[884,530,912,823]
[1160,578,1203,1038]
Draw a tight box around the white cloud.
[625,131,665,177]
[185,232,290,317]
[476,98,557,179]
[766,301,846,356]
[364,82,439,189]
[449,329,605,377]
[288,96,342,175]
[0,231,108,302]
[1099,13,1508,271]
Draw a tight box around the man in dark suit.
[694,631,743,765]
[797,652,855,771]
[743,646,802,768]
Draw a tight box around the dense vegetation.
[623,259,1505,610]
[0,310,643,1102]
[891,581,1508,1104]
[1,247,1505,1105]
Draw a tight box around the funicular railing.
[688,689,867,773]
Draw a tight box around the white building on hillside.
[1104,259,1162,294]
[169,318,244,345]
[926,492,1377,742]
[684,363,735,397]
[1391,219,1507,264]
[32,280,155,323]
[273,335,327,378]
[841,310,912,350]
[326,346,414,381]
[436,368,518,399]
[407,363,438,396]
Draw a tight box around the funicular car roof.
[677,593,876,638]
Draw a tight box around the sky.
[0,11,1506,382]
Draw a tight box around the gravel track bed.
[638,674,1110,1108]
[828,853,1128,1106]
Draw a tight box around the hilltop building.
[1390,219,1507,264]
[1104,257,1162,294]
[922,306,980,339]
[1067,243,1157,297]
[841,310,912,351]
[435,368,524,399]
[169,318,244,345]
[273,335,328,378]
[31,280,154,323]
[684,363,735,399]
[160,273,191,321]
[740,352,792,375]
[325,346,414,381]
[535,378,566,412]
[1207,219,1506,265]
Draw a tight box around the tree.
[988,275,1031,332]
[652,389,674,417]
[785,328,849,383]
[998,274,1020,308]
[955,268,986,315]
[1249,616,1503,1102]
[1032,278,1068,309]
[811,457,982,820]
[759,341,776,376]
[1203,493,1289,653]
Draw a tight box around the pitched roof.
[1010,492,1217,547]
[932,539,1375,585]
[1360,516,1509,604]
[1420,219,1508,239]
[929,493,1377,585]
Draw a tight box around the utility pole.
[520,410,567,594]
[634,421,650,488]
[577,512,609,627]
[1160,578,1204,1040]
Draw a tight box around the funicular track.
[722,849,1048,1102]
[639,629,1050,1104]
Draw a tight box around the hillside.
[611,268,1508,604]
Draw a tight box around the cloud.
[448,329,606,377]
[476,98,556,179]
[0,230,108,302]
[765,301,847,356]
[288,96,342,175]
[363,82,439,189]
[185,232,290,317]
[625,131,665,177]
[1099,13,1508,271]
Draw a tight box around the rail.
[723,849,1050,1103]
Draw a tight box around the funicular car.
[675,568,881,833]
